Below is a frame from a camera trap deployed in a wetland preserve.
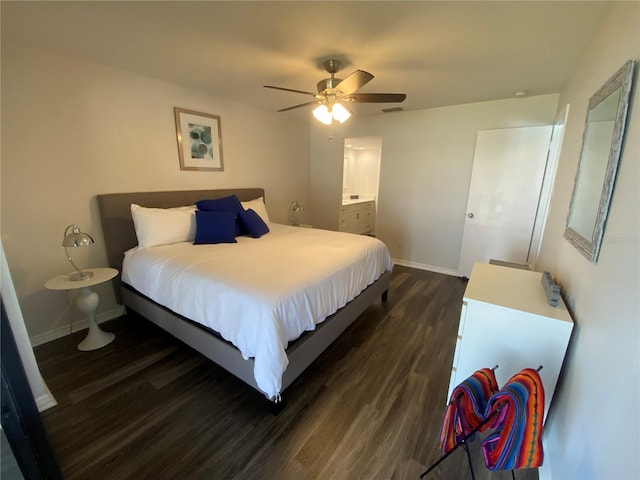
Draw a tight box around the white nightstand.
[45,267,118,351]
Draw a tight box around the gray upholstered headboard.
[96,188,265,276]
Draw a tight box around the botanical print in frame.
[174,107,224,171]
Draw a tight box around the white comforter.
[122,224,393,399]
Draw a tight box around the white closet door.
[458,126,552,277]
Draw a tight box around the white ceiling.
[2,1,611,120]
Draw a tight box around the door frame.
[1,299,63,479]
[527,104,570,268]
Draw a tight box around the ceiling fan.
[264,59,406,124]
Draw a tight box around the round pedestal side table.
[45,267,118,351]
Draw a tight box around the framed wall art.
[174,107,224,171]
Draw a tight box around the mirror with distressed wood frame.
[565,60,635,263]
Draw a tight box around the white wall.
[311,94,559,274]
[537,3,639,479]
[1,44,310,343]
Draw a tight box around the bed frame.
[97,188,391,405]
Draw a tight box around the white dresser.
[448,262,574,421]
[339,200,375,235]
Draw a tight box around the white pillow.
[241,197,271,223]
[130,204,196,248]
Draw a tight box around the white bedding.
[122,223,393,399]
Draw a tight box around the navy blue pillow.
[196,195,243,213]
[196,195,246,236]
[193,211,238,245]
[238,209,270,238]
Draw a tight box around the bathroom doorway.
[340,137,382,235]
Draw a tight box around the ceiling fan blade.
[347,93,407,103]
[334,70,374,95]
[264,85,317,96]
[277,101,321,112]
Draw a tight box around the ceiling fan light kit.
[264,59,406,125]
[313,101,352,125]
[332,102,352,123]
[312,104,332,125]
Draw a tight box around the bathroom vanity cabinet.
[339,200,375,235]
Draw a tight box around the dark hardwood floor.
[34,266,539,480]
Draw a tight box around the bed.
[97,188,392,406]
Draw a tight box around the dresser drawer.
[457,301,467,337]
[447,367,458,403]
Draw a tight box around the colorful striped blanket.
[481,368,545,470]
[438,368,499,454]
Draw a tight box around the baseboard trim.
[30,305,126,347]
[392,258,459,277]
